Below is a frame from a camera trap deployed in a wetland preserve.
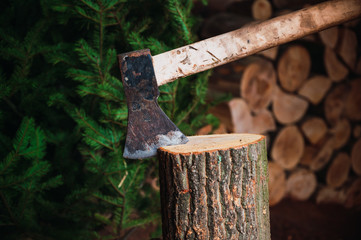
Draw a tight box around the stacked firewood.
[199,0,361,208]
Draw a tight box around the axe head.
[118,49,188,159]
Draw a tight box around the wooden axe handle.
[153,0,361,86]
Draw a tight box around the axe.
[118,0,361,159]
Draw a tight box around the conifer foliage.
[0,0,214,239]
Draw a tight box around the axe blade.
[118,49,188,159]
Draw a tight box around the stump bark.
[158,134,270,240]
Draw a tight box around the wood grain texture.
[329,118,351,150]
[337,28,358,70]
[273,88,308,125]
[310,139,334,171]
[286,168,317,201]
[324,84,348,126]
[252,0,272,21]
[301,117,328,145]
[271,125,304,170]
[326,152,351,188]
[158,134,270,240]
[240,59,276,112]
[277,45,311,92]
[324,47,348,82]
[298,75,332,105]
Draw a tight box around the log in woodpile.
[158,134,271,239]
[271,125,304,170]
[298,75,332,105]
[286,168,317,201]
[324,47,349,82]
[324,84,348,126]
[227,98,253,133]
[310,139,334,171]
[329,118,351,150]
[240,59,276,112]
[319,27,338,49]
[299,145,318,167]
[273,88,308,124]
[210,98,276,134]
[337,28,358,70]
[326,152,351,188]
[252,0,272,20]
[252,109,276,134]
[277,45,311,92]
[301,117,328,145]
[268,161,286,206]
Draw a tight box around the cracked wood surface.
[158,134,270,240]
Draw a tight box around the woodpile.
[203,8,361,208]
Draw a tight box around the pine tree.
[0,0,222,239]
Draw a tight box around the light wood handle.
[153,0,361,86]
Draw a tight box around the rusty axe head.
[118,49,188,159]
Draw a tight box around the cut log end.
[241,59,276,112]
[301,117,328,145]
[271,125,304,170]
[326,152,351,188]
[337,28,358,70]
[286,168,317,201]
[329,118,351,150]
[310,139,334,171]
[324,84,348,126]
[252,0,272,21]
[324,47,349,82]
[277,45,311,92]
[160,134,264,154]
[298,75,332,105]
[273,88,308,125]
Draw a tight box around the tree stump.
[158,134,270,240]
